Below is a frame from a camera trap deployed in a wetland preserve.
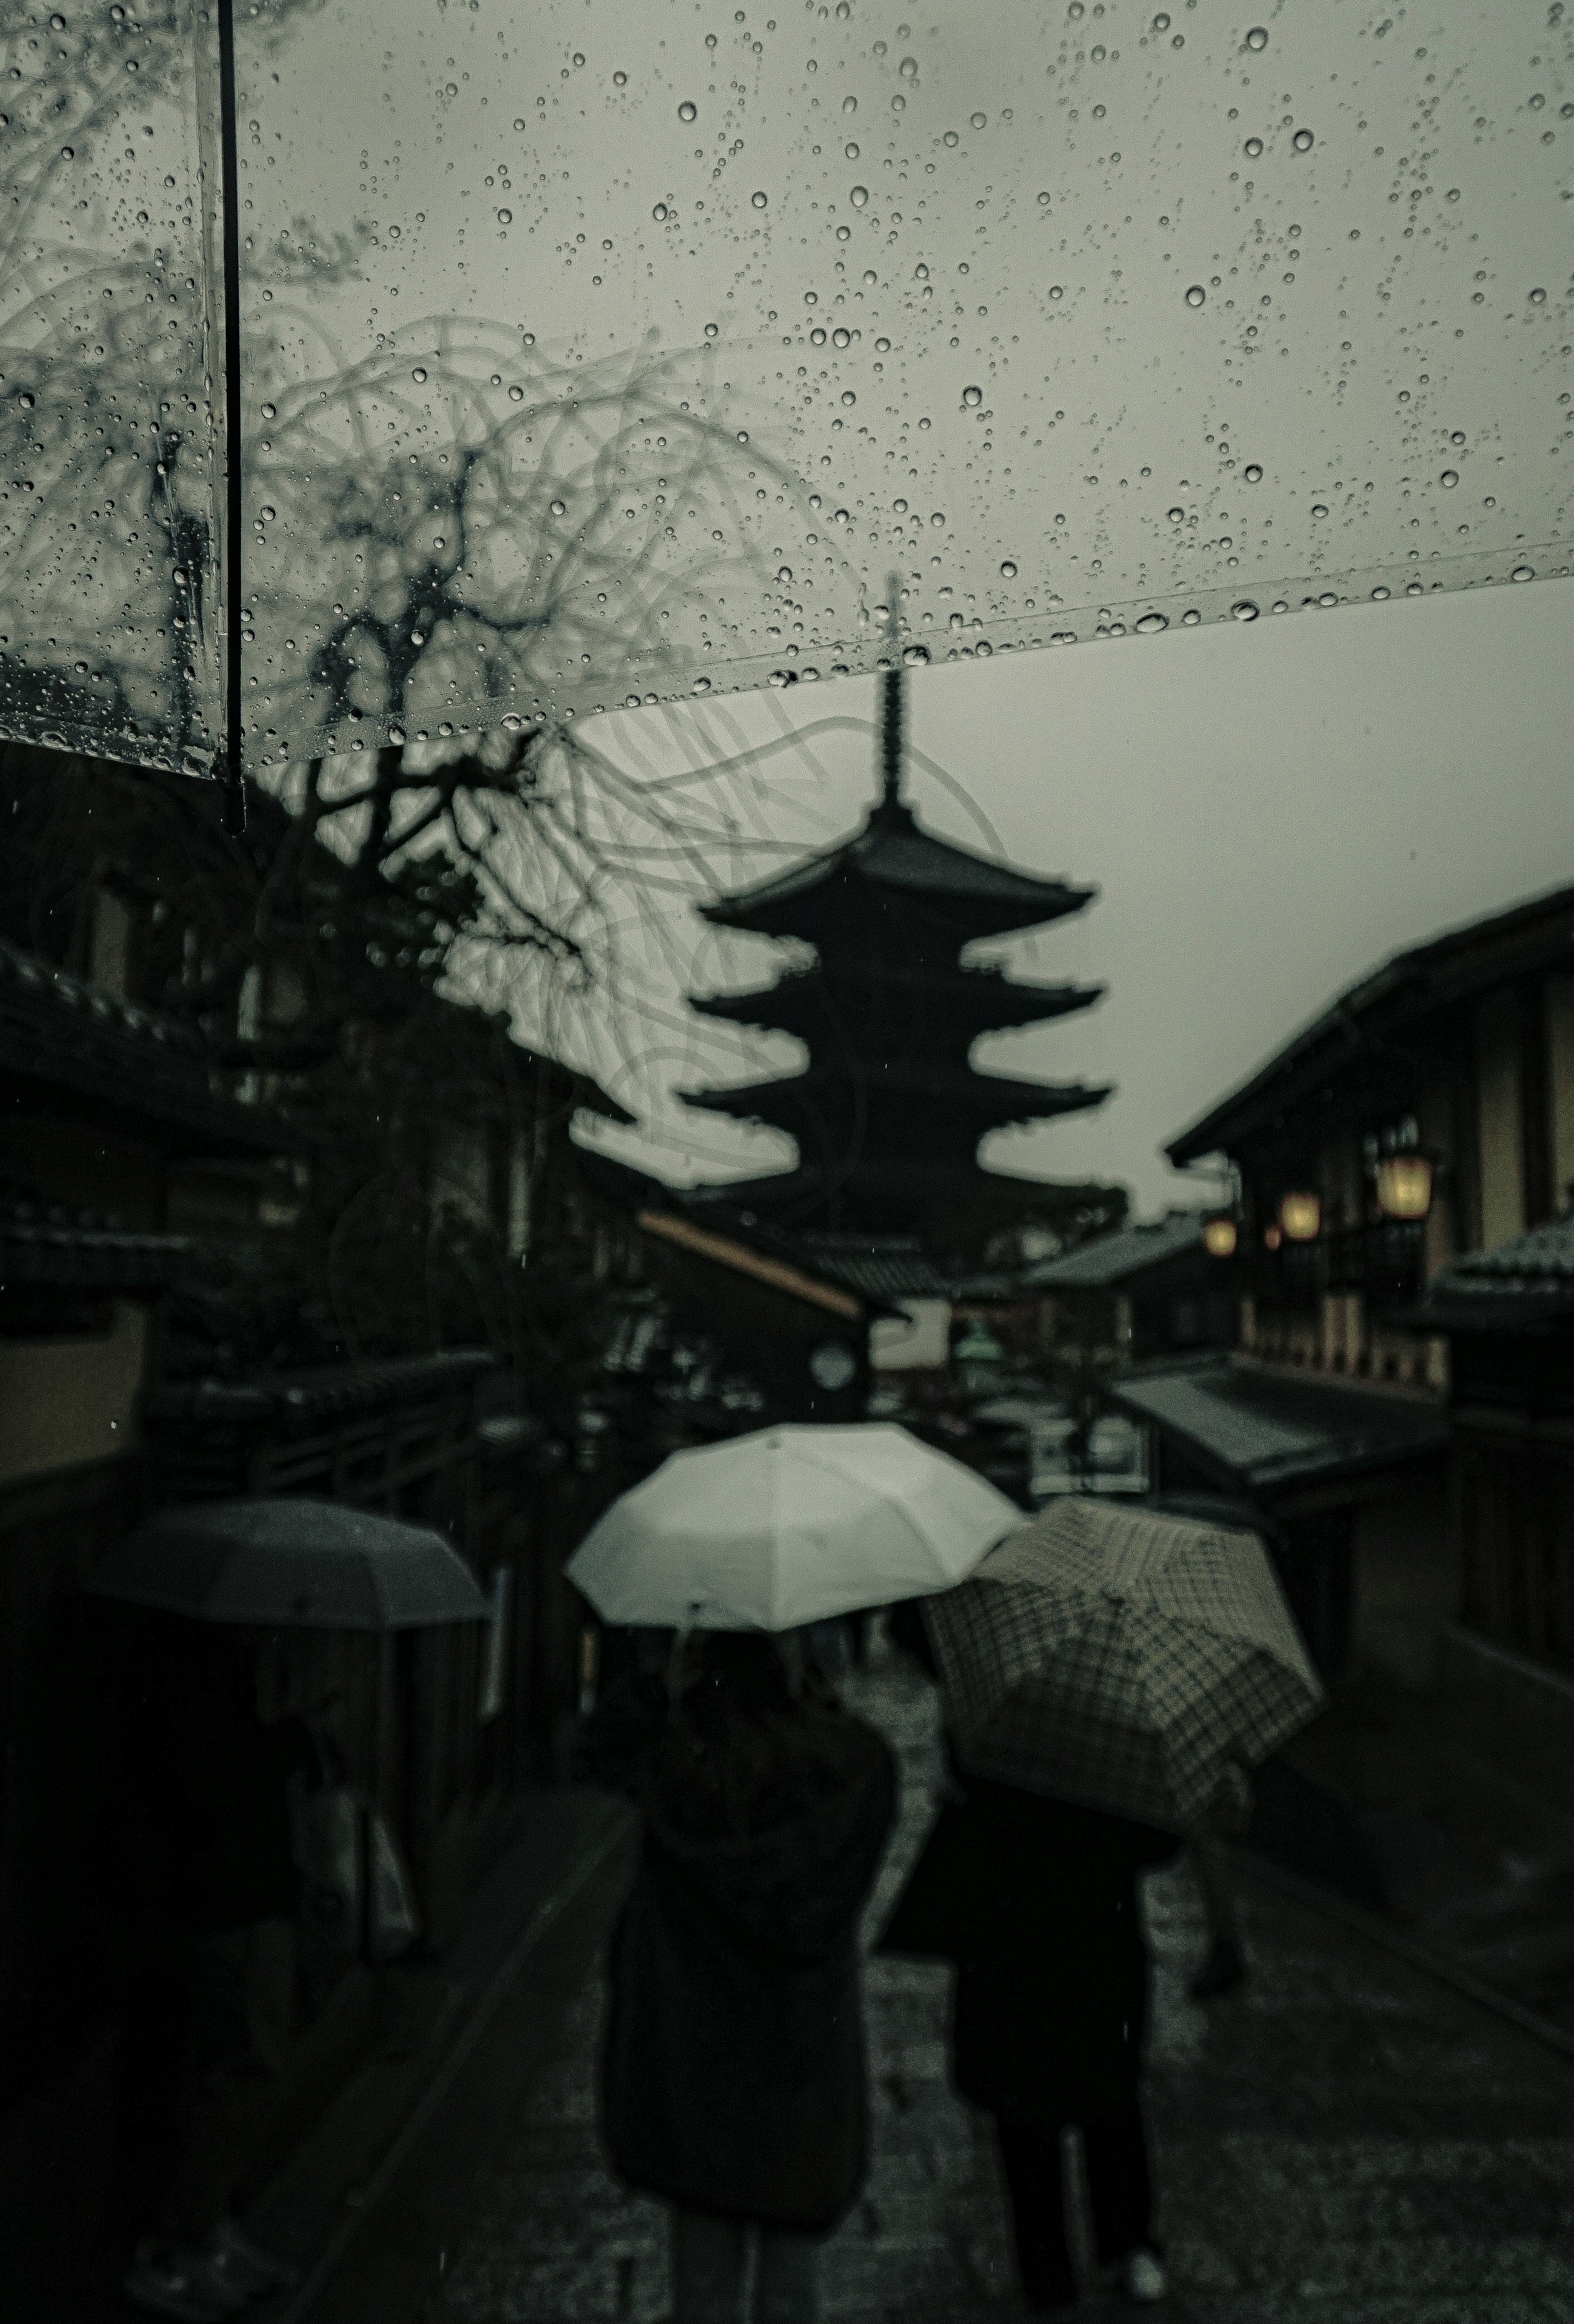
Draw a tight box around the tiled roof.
[796,1234,953,1300]
[0,1199,192,1293]
[1108,1356,1448,1502]
[0,936,309,1157]
[1024,1209,1206,1289]
[145,1349,498,1425]
[1418,1213,1574,1330]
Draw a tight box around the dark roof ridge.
[1167,877,1574,1164]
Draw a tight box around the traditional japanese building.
[680,662,1111,1240]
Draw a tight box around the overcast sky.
[578,570,1574,1217]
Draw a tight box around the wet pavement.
[346,1630,1574,2324]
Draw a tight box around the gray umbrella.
[88,1498,490,1629]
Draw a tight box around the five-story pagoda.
[681,615,1110,1237]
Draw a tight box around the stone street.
[370,1631,1574,2324]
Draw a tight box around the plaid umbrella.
[923,1496,1324,1834]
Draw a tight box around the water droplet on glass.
[1000,560,1017,578]
[904,642,930,665]
[970,112,987,130]
[962,384,983,407]
[1450,430,1466,446]
[845,141,860,159]
[1440,469,1458,488]
[737,430,750,443]
[1529,287,1547,304]
[943,129,959,148]
[841,390,857,406]
[1136,611,1169,634]
[1311,503,1328,518]
[875,336,891,352]
[832,326,851,347]
[843,96,857,115]
[691,675,712,694]
[653,202,669,221]
[1185,284,1206,308]
[1245,25,1268,50]
[550,498,566,516]
[850,185,869,207]
[1231,599,1260,621]
[387,726,406,746]
[833,508,851,525]
[18,390,36,409]
[899,55,919,78]
[1182,608,1201,626]
[59,146,73,160]
[1049,284,1064,300]
[1152,11,1170,27]
[497,209,512,225]
[1292,128,1314,152]
[260,506,276,522]
[678,101,697,122]
[1244,137,1263,157]
[260,402,276,419]
[572,52,584,67]
[1511,564,1535,582]
[1167,506,1185,523]
[1244,463,1263,483]
[1370,586,1390,601]
[1317,592,1337,608]
[412,366,428,383]
[752,190,769,208]
[705,322,719,338]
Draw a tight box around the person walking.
[581,1630,898,2324]
[1186,1760,1255,2001]
[881,1760,1180,2317]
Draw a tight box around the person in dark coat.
[879,1757,1180,2316]
[581,1630,897,2324]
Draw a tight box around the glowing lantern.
[1278,1192,1322,1243]
[1375,1153,1433,1220]
[1263,1224,1283,1252]
[1202,1216,1238,1259]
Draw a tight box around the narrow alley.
[287,1631,1574,2324]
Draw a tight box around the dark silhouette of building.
[680,661,1111,1239]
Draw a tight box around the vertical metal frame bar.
[214,0,246,832]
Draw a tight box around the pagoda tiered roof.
[681,1058,1109,1142]
[692,959,1104,1044]
[699,799,1096,947]
[680,659,1111,1235]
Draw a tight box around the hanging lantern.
[1202,1216,1238,1259]
[1263,1223,1283,1252]
[1375,1153,1433,1220]
[1278,1191,1322,1243]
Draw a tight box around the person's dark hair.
[648,1630,855,1838]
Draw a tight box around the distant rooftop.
[1024,1209,1207,1290]
[1109,1355,1449,1505]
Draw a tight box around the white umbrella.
[566,1423,1021,1632]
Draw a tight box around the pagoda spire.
[880,571,905,809]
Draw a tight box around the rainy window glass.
[0,0,220,772]
[3,3,1569,771]
[223,0,1571,769]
